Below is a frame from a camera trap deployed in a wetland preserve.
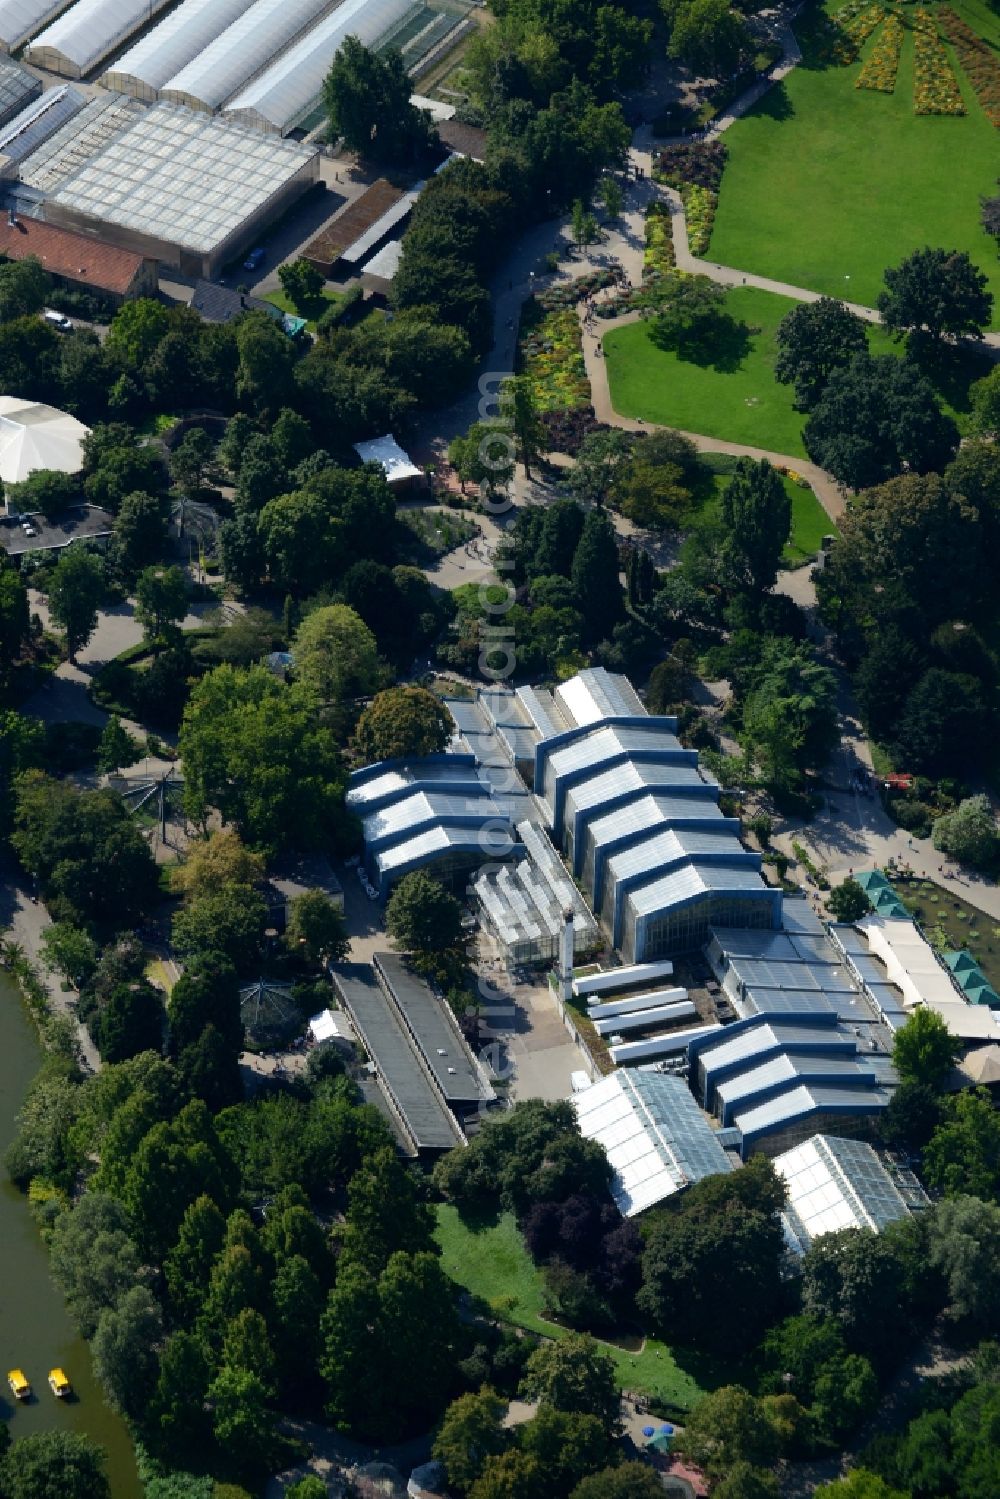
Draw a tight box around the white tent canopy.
[0,398,89,484]
[353,433,422,484]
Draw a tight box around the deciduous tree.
[0,1432,110,1499]
[385,871,464,955]
[932,794,1000,871]
[877,247,992,344]
[354,685,451,763]
[323,37,437,164]
[775,298,868,409]
[48,547,104,661]
[286,889,349,966]
[719,458,790,596]
[293,604,382,708]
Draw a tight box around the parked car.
[243,247,265,271]
[42,309,72,331]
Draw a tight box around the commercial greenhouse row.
[0,0,445,135]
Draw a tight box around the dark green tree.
[47,547,103,661]
[433,1387,507,1495]
[570,509,622,645]
[0,1433,109,1499]
[339,1146,434,1275]
[277,258,325,314]
[877,246,992,344]
[804,353,959,490]
[354,686,451,763]
[323,37,437,164]
[826,877,872,923]
[774,297,869,409]
[97,715,140,774]
[518,1333,619,1430]
[924,1090,1000,1202]
[134,564,188,647]
[893,1007,961,1091]
[286,889,349,966]
[569,1465,667,1499]
[385,872,464,955]
[720,458,790,596]
[144,1329,212,1455]
[91,1284,163,1420]
[164,1193,227,1324]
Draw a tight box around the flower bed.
[912,8,966,114]
[856,10,904,92]
[681,183,717,255]
[938,6,1000,126]
[838,0,887,52]
[539,407,610,455]
[655,140,728,194]
[644,202,676,280]
[518,299,590,411]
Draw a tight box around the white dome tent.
[0,397,89,486]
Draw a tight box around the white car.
[43,309,72,332]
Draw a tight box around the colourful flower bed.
[644,202,676,280]
[518,299,590,411]
[938,6,1000,126]
[655,140,728,194]
[838,1,887,53]
[681,183,717,256]
[912,8,966,115]
[857,11,904,92]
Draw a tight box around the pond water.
[0,970,141,1497]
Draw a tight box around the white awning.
[353,434,422,484]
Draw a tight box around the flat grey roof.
[0,504,113,556]
[374,951,493,1106]
[332,962,464,1152]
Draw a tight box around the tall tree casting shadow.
[649,310,754,372]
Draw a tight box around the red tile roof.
[0,216,146,295]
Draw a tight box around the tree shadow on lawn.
[668,1339,757,1395]
[907,337,993,419]
[750,79,794,120]
[648,310,754,372]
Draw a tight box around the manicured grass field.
[262,287,343,332]
[605,287,810,458]
[785,480,836,565]
[433,1205,709,1412]
[605,284,988,458]
[709,1,1000,324]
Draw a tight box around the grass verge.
[434,1205,709,1411]
[709,0,1000,323]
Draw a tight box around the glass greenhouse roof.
[103,0,252,96]
[19,92,138,192]
[0,57,37,125]
[0,85,83,162]
[224,0,415,133]
[573,1070,730,1217]
[775,1134,920,1251]
[628,862,769,917]
[0,0,69,51]
[161,0,333,112]
[50,104,317,255]
[28,0,174,75]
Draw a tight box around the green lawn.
[262,286,343,333]
[434,1205,709,1412]
[605,286,810,457]
[605,284,988,458]
[785,479,836,565]
[709,1,1000,325]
